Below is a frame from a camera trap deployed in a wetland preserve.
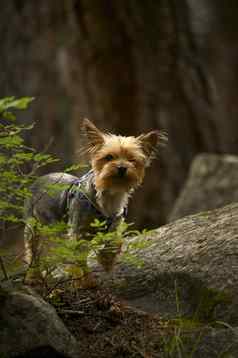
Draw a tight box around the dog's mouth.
[109,172,139,188]
[113,173,129,180]
[95,166,142,191]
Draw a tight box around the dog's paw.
[80,271,98,289]
[24,267,43,286]
[69,267,98,289]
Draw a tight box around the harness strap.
[63,171,126,230]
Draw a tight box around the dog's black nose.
[117,166,127,177]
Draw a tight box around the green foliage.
[0,96,58,225]
[35,218,155,282]
[161,282,204,358]
[0,96,60,279]
[160,281,236,358]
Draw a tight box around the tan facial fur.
[92,135,147,192]
[82,119,162,194]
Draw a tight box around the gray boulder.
[0,287,80,358]
[169,154,238,222]
[100,202,238,324]
[98,202,238,356]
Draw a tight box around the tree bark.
[60,0,238,227]
[0,2,72,164]
[1,1,238,228]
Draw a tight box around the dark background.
[1,0,238,228]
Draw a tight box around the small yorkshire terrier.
[24,119,165,286]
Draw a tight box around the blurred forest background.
[1,0,238,229]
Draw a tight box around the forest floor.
[47,286,206,358]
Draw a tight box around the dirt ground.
[47,287,205,358]
[49,287,165,358]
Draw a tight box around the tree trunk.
[61,0,238,227]
[1,1,238,228]
[0,2,72,164]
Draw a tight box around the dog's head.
[82,119,164,193]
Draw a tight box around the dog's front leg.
[66,210,97,288]
[66,232,97,288]
[96,217,124,273]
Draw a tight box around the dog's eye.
[104,154,114,161]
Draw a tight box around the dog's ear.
[82,118,105,153]
[138,130,167,166]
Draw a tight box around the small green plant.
[31,217,155,295]
[160,281,237,358]
[0,97,58,278]
[0,97,58,226]
[161,281,204,358]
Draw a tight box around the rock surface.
[92,201,238,356]
[1,201,238,357]
[169,154,238,222]
[194,327,238,358]
[100,202,238,326]
[0,287,80,358]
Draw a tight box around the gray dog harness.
[63,171,127,231]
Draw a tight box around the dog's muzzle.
[117,166,127,177]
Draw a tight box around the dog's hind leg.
[24,220,43,285]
